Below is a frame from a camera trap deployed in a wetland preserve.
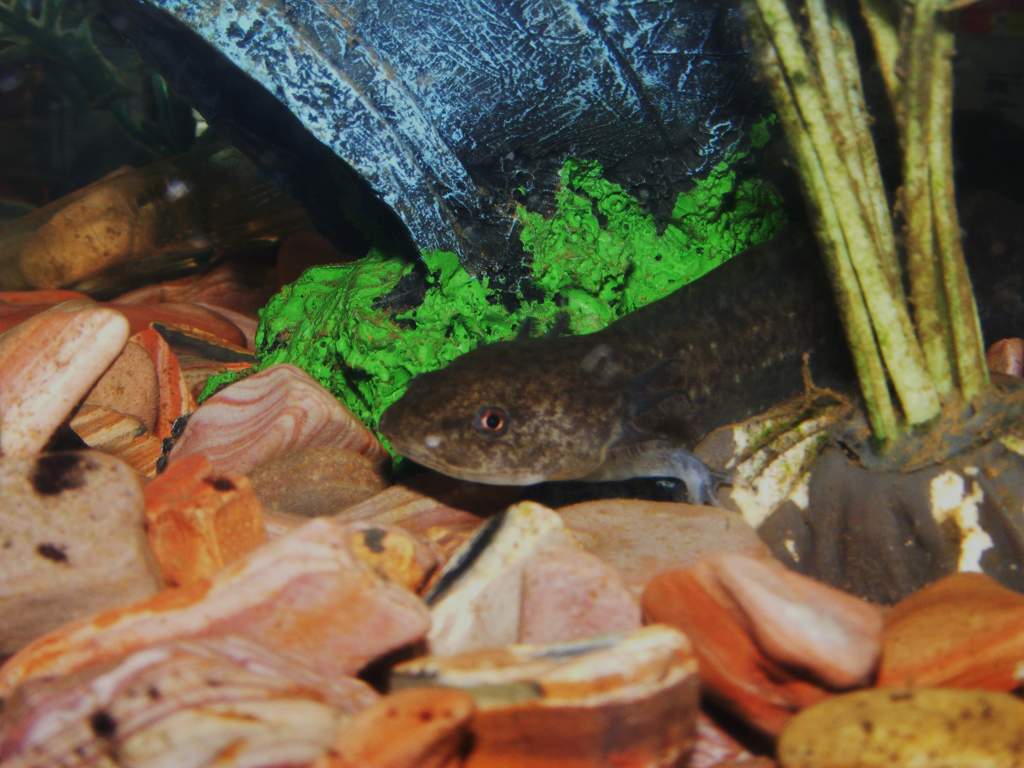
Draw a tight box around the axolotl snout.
[379,235,846,504]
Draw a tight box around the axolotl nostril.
[379,234,849,505]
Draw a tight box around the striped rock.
[393,625,699,768]
[169,364,385,475]
[878,572,1024,691]
[0,637,378,768]
[643,554,883,735]
[0,302,128,456]
[0,518,431,696]
[130,328,195,439]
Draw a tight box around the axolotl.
[379,234,847,504]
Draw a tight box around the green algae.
[249,119,786,445]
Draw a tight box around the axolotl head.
[379,337,628,485]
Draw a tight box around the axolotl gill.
[379,233,848,504]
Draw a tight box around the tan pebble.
[0,303,129,456]
[83,338,159,431]
[19,177,155,288]
[558,499,770,595]
[249,446,387,517]
[778,688,1024,768]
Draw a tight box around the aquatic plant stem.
[859,0,902,109]
[746,0,940,431]
[829,8,900,289]
[900,0,955,396]
[743,3,899,440]
[926,10,989,400]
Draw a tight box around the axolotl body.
[379,234,846,503]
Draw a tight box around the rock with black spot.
[0,451,159,655]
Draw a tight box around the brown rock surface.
[249,446,387,517]
[82,337,159,431]
[558,499,770,594]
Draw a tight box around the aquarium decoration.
[115,0,757,277]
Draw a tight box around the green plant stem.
[860,0,902,109]
[901,0,955,396]
[928,13,989,400]
[830,8,900,289]
[743,3,899,440]
[749,0,940,429]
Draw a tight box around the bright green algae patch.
[252,133,786,441]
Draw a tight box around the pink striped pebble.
[0,302,128,457]
[168,364,385,475]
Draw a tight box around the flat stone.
[0,302,129,456]
[0,518,430,696]
[393,625,699,768]
[168,364,386,475]
[557,499,770,594]
[0,636,378,767]
[642,554,882,735]
[879,572,1024,690]
[778,688,1024,768]
[427,501,639,655]
[317,687,474,768]
[144,453,266,587]
[0,451,159,655]
[249,446,387,517]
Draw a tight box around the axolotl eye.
[473,406,509,436]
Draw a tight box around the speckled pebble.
[778,688,1024,768]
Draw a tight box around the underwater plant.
[742,0,989,443]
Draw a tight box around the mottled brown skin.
[380,233,845,501]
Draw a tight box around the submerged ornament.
[116,0,754,268]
